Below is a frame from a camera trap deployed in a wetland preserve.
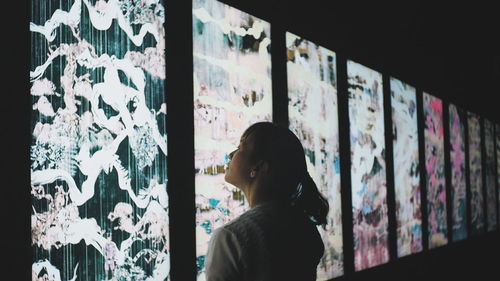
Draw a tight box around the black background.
[2,1,499,280]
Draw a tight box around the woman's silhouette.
[205,122,329,281]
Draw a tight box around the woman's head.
[225,122,329,226]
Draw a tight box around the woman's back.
[205,200,324,281]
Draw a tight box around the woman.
[205,122,329,281]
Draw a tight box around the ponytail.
[291,172,329,229]
[241,122,330,228]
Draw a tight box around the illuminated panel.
[286,32,343,279]
[390,78,423,257]
[448,104,468,241]
[468,112,485,234]
[347,60,389,271]
[496,124,500,222]
[30,0,169,280]
[193,0,272,279]
[484,119,498,231]
[422,92,448,248]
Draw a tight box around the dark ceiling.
[223,0,500,122]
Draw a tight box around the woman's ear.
[254,160,270,175]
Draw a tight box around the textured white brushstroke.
[125,47,166,79]
[193,52,271,90]
[348,61,385,209]
[193,7,265,40]
[31,185,109,255]
[30,0,82,42]
[31,43,167,156]
[31,0,168,279]
[32,130,165,209]
[82,0,162,46]
[146,252,170,281]
[33,96,56,117]
[112,200,169,266]
[31,78,60,97]
[30,40,95,82]
[32,260,78,281]
[158,103,167,115]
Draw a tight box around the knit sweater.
[205,200,324,281]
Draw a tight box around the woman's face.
[224,136,254,189]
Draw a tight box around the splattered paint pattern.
[193,0,272,279]
[496,124,500,222]
[390,78,423,257]
[423,93,448,248]
[287,32,343,279]
[448,104,468,241]
[347,61,389,271]
[483,119,497,231]
[468,112,485,234]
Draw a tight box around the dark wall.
[2,1,32,280]
[2,1,498,280]
[236,0,499,123]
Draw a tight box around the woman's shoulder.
[224,200,305,235]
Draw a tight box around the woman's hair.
[241,122,329,227]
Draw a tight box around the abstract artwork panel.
[468,112,485,234]
[347,60,389,271]
[286,32,343,279]
[423,92,448,248]
[448,104,468,241]
[390,78,423,257]
[483,119,498,231]
[193,0,272,279]
[31,0,169,280]
[496,124,500,222]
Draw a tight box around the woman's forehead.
[240,129,252,143]
[240,131,255,147]
[239,135,248,145]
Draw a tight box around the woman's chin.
[224,175,238,188]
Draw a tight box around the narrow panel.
[448,104,468,241]
[468,112,485,234]
[286,32,343,279]
[484,119,498,231]
[390,78,423,257]
[422,92,448,248]
[496,124,500,222]
[347,60,389,271]
[193,0,273,279]
[30,0,169,280]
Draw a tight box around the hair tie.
[301,171,310,182]
[291,171,311,204]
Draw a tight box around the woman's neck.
[243,180,278,208]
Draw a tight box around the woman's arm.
[205,227,243,281]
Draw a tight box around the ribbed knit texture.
[206,200,324,281]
